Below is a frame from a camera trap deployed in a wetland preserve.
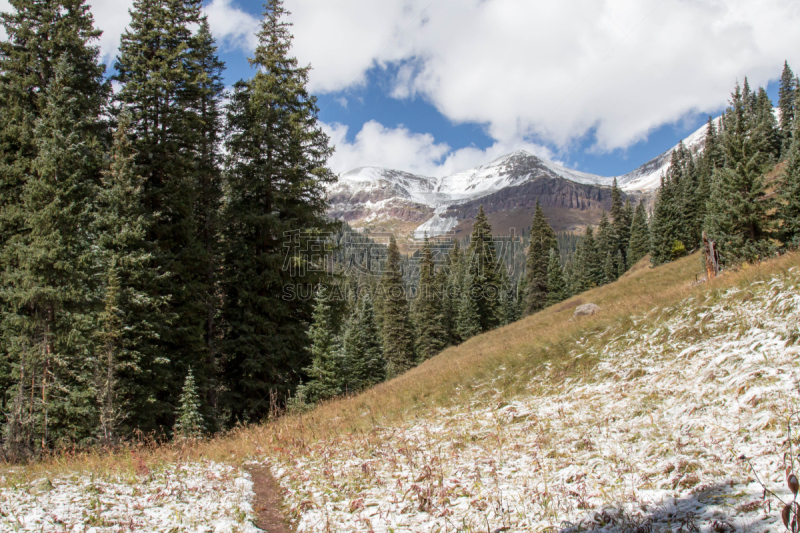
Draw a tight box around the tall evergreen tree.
[779,61,796,155]
[705,82,775,265]
[610,178,631,268]
[627,201,650,265]
[220,0,336,422]
[379,236,415,378]
[3,56,106,454]
[582,225,603,287]
[113,0,212,428]
[300,288,342,404]
[523,201,557,315]
[414,237,444,361]
[340,296,385,392]
[545,250,567,306]
[456,276,482,341]
[467,206,504,331]
[0,0,108,451]
[93,112,166,439]
[778,120,800,247]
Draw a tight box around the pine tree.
[379,236,415,377]
[610,178,631,268]
[414,237,444,361]
[596,211,620,280]
[779,61,796,155]
[755,87,781,160]
[93,112,168,437]
[220,0,336,421]
[523,201,557,315]
[340,297,385,392]
[778,120,800,247]
[705,82,775,265]
[2,53,107,454]
[467,206,505,330]
[187,18,226,421]
[627,201,650,265]
[545,250,567,306]
[456,276,482,341]
[301,287,342,403]
[174,369,203,439]
[0,0,108,455]
[582,225,603,287]
[650,157,684,266]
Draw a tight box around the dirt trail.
[248,465,293,533]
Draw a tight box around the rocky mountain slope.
[328,120,713,237]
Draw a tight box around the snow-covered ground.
[269,269,800,532]
[0,461,259,532]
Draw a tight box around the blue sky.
[46,0,800,178]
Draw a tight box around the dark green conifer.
[467,206,504,330]
[545,250,567,306]
[456,276,482,341]
[175,369,203,439]
[779,61,796,154]
[778,121,800,247]
[705,82,775,265]
[220,0,336,421]
[341,297,385,392]
[379,236,415,377]
[627,201,650,265]
[301,288,342,403]
[523,201,557,315]
[414,237,444,361]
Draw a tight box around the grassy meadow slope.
[2,251,800,532]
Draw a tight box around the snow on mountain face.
[329,120,721,235]
[616,119,716,193]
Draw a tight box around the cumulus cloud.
[322,120,557,177]
[84,0,259,65]
[287,0,800,151]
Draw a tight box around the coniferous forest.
[2,0,800,462]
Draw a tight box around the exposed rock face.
[574,303,602,317]
[444,177,618,221]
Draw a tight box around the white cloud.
[286,0,800,151]
[203,0,260,52]
[84,0,260,66]
[322,120,557,177]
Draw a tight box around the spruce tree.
[379,236,415,377]
[301,288,342,403]
[596,211,620,280]
[0,0,108,453]
[93,112,167,440]
[467,206,505,330]
[456,276,482,341]
[545,250,567,306]
[220,0,336,421]
[779,61,796,155]
[414,237,444,361]
[2,54,106,454]
[778,121,800,247]
[113,0,214,428]
[627,201,650,265]
[610,179,631,268]
[523,201,557,315]
[174,369,203,439]
[705,82,775,265]
[755,87,781,161]
[582,225,603,287]
[340,297,385,392]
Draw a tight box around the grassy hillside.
[3,251,800,532]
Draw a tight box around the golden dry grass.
[3,250,799,486]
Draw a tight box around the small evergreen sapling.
[175,369,203,439]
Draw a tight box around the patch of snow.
[269,270,800,532]
[0,461,260,532]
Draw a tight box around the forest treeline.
[0,0,335,458]
[2,0,800,459]
[296,63,800,409]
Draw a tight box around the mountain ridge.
[328,119,713,236]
